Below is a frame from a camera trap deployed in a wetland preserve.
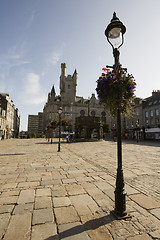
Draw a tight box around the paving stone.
[41,175,53,180]
[58,222,90,240]
[82,183,104,196]
[129,193,160,210]
[27,176,41,182]
[36,188,51,196]
[32,208,54,225]
[65,184,86,196]
[0,213,11,239]
[149,229,160,239]
[13,203,34,214]
[54,206,80,224]
[35,196,52,209]
[1,183,18,190]
[41,179,61,186]
[91,175,103,181]
[53,175,67,180]
[150,207,160,220]
[31,222,58,240]
[18,189,35,204]
[92,194,114,209]
[70,194,100,216]
[53,197,72,207]
[0,190,20,197]
[95,181,113,191]
[76,176,93,183]
[62,178,77,184]
[67,170,87,175]
[0,196,18,205]
[3,213,31,240]
[18,181,40,188]
[0,205,14,214]
[16,177,27,183]
[104,189,115,201]
[125,184,140,195]
[126,233,152,240]
[52,185,67,197]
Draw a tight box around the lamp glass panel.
[58,108,62,115]
[108,27,122,48]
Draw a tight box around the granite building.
[42,63,111,135]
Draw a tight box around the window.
[145,111,148,118]
[66,106,72,112]
[151,118,154,125]
[68,85,71,89]
[156,109,159,116]
[150,110,153,117]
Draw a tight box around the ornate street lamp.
[105,12,127,218]
[57,107,62,152]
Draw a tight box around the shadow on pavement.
[104,138,160,147]
[122,139,160,147]
[0,153,26,156]
[35,141,70,145]
[44,213,115,240]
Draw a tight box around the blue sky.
[0,0,160,130]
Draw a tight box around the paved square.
[0,138,160,239]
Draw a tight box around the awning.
[145,128,160,133]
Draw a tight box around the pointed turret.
[51,85,55,96]
[73,69,77,86]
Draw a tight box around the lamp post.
[105,12,127,218]
[58,107,62,152]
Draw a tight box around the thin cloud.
[27,11,36,29]
[41,42,65,76]
[0,42,29,69]
[23,72,46,105]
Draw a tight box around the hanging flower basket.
[47,123,52,130]
[96,68,136,117]
[47,119,59,130]
[61,119,69,127]
[51,118,58,127]
[134,126,141,131]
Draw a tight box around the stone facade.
[0,93,20,139]
[42,63,111,135]
[123,91,160,140]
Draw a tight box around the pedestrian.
[66,134,69,142]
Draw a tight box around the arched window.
[101,111,106,117]
[91,110,96,116]
[80,110,85,116]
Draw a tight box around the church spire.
[74,69,77,75]
[51,84,55,96]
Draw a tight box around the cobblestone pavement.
[0,138,160,240]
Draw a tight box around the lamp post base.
[114,190,127,218]
[114,168,127,218]
[58,143,60,152]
